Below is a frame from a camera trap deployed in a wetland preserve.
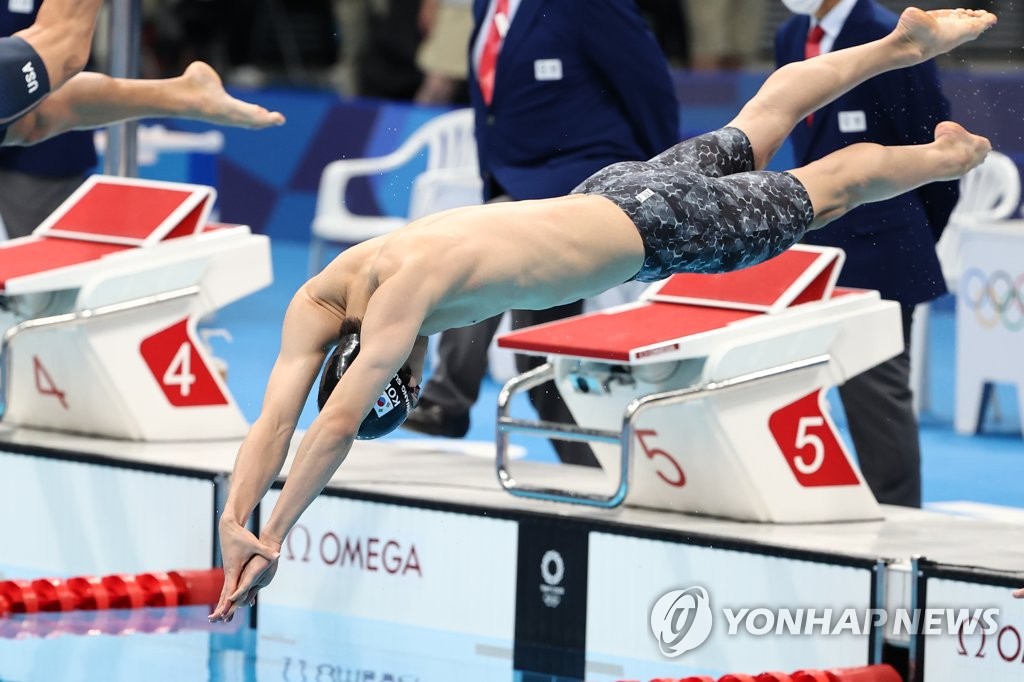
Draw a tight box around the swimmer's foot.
[179,62,285,129]
[893,7,997,66]
[931,121,991,181]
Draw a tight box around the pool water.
[0,604,519,682]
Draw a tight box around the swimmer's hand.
[1015,587,1023,599]
[221,549,280,620]
[209,517,280,623]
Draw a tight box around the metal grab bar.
[0,285,201,420]
[495,354,832,508]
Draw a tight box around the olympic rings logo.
[960,268,1024,331]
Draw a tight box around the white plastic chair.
[937,150,1021,288]
[309,108,480,274]
[408,165,484,221]
[94,125,225,167]
[911,150,1021,415]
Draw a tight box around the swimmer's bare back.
[311,195,644,336]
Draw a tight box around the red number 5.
[635,429,685,487]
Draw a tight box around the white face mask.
[781,0,824,16]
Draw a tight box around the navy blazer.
[469,0,679,201]
[775,0,958,306]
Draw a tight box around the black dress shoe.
[401,400,470,438]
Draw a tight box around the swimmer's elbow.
[316,407,360,444]
[315,431,356,467]
[248,413,298,452]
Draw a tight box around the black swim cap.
[317,333,416,440]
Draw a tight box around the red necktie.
[478,0,510,106]
[804,24,826,126]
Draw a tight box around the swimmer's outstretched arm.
[4,62,284,147]
[211,274,431,622]
[211,287,340,622]
[259,277,428,542]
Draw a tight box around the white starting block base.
[498,246,900,524]
[2,427,1021,681]
[0,176,272,441]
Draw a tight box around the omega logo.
[285,525,422,577]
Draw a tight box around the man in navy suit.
[776,0,960,507]
[404,0,679,464]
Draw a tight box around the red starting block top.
[35,175,215,247]
[0,238,130,290]
[643,245,844,313]
[500,302,759,362]
[0,176,220,293]
[46,183,199,242]
[499,246,852,363]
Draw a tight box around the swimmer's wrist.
[261,533,284,552]
[218,510,245,528]
[220,495,259,527]
[261,524,287,548]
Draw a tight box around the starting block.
[0,175,272,441]
[496,245,902,523]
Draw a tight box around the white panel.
[259,491,518,640]
[586,533,872,678]
[955,227,1024,434]
[0,450,214,577]
[923,579,1024,682]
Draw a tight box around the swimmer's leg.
[727,8,996,169]
[653,122,989,274]
[647,127,755,178]
[789,121,990,230]
[8,62,285,145]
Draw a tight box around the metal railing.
[0,286,200,420]
[495,354,831,508]
[104,0,142,177]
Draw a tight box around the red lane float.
[0,569,223,617]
